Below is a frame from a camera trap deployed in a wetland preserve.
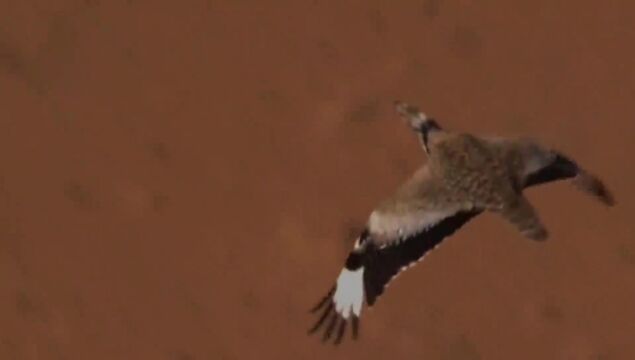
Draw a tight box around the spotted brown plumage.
[308,101,615,344]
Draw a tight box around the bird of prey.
[308,101,614,344]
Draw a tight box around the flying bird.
[308,101,614,344]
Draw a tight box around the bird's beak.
[394,100,428,131]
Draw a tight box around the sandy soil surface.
[1,0,634,359]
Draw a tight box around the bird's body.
[309,101,614,344]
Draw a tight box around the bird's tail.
[572,170,615,206]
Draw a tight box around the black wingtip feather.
[322,311,339,342]
[310,286,335,313]
[308,302,333,335]
[333,319,347,345]
[351,316,359,340]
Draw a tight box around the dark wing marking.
[308,210,479,344]
[363,210,480,306]
[524,154,578,188]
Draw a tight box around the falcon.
[308,101,614,344]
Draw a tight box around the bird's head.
[394,100,442,153]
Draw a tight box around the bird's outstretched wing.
[308,170,482,344]
[362,210,480,306]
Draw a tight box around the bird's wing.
[362,209,480,306]
[309,166,482,344]
[496,195,548,241]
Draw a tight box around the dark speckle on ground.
[257,89,285,105]
[541,303,564,322]
[123,47,134,59]
[242,291,260,310]
[150,142,171,162]
[63,182,96,210]
[316,40,340,63]
[596,351,616,360]
[0,39,27,77]
[448,25,483,59]
[152,193,170,213]
[442,334,482,360]
[349,98,381,123]
[169,350,196,360]
[0,338,18,358]
[425,304,444,323]
[423,0,442,19]
[369,9,387,35]
[16,290,47,322]
[83,0,100,7]
[617,244,635,265]
[16,291,35,317]
[73,293,86,319]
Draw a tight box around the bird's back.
[427,133,517,208]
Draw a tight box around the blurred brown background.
[1,0,633,359]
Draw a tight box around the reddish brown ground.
[1,1,634,359]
